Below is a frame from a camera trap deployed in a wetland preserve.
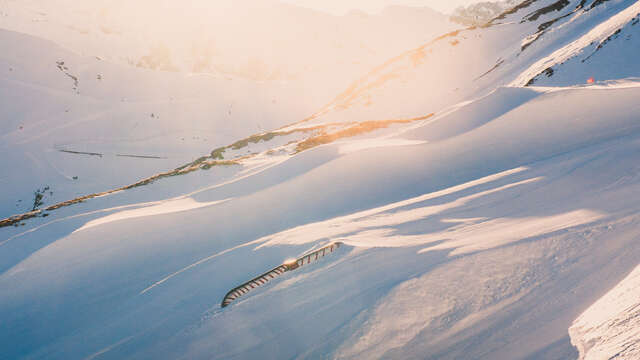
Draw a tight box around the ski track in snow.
[139,237,267,295]
[83,334,137,360]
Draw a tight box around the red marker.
[587,77,594,84]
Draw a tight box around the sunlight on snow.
[257,167,604,256]
[255,167,532,248]
[75,197,229,232]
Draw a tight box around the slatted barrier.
[221,242,342,307]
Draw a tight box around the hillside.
[1,0,639,359]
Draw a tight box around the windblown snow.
[569,264,640,359]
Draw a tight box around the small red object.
[587,77,594,84]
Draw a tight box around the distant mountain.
[450,0,521,25]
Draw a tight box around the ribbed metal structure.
[221,242,342,308]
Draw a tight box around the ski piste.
[221,242,343,308]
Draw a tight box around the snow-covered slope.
[1,0,639,359]
[2,80,639,360]
[0,0,456,221]
[297,0,640,127]
[569,263,640,360]
[0,27,337,219]
[513,0,640,86]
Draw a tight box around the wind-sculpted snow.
[569,264,640,359]
[257,174,604,255]
[255,167,532,248]
[74,197,229,232]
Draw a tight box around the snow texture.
[1,0,640,359]
[569,264,640,360]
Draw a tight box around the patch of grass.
[230,132,280,150]
[32,186,49,211]
[39,159,240,213]
[0,210,42,228]
[1,113,429,228]
[200,160,239,170]
[32,192,43,211]
[295,115,433,153]
[211,146,226,159]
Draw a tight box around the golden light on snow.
[5,0,457,84]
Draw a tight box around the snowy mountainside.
[1,0,640,359]
[513,0,640,86]
[0,0,456,221]
[0,27,339,220]
[3,81,639,360]
[451,0,521,26]
[297,0,640,128]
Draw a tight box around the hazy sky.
[280,0,479,15]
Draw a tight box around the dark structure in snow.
[221,242,342,307]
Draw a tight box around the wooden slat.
[221,242,342,307]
